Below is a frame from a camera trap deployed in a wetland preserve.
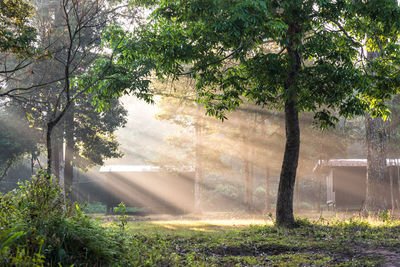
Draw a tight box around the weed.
[115,202,128,230]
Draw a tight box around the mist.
[61,93,372,216]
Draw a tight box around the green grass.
[121,215,400,266]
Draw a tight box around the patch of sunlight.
[188,227,216,232]
[313,215,400,228]
[151,219,272,228]
[161,225,177,230]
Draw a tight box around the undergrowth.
[123,216,400,266]
[0,170,133,266]
[1,171,399,266]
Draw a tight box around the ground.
[98,212,400,266]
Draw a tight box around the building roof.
[313,159,400,172]
[99,165,194,173]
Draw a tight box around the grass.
[118,213,400,266]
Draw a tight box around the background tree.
[0,105,40,181]
[10,0,131,197]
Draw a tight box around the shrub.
[0,170,133,266]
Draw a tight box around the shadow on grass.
[122,216,400,266]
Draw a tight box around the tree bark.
[275,24,302,227]
[194,102,203,214]
[243,140,250,212]
[276,99,300,226]
[390,167,394,211]
[64,103,74,198]
[317,172,322,213]
[265,167,270,212]
[46,122,54,175]
[295,175,300,211]
[53,140,61,180]
[365,114,389,211]
[245,152,253,213]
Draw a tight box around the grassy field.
[110,212,400,266]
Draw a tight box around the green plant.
[115,202,128,230]
[0,170,135,266]
[378,210,392,222]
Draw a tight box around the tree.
[8,0,134,177]
[0,0,40,176]
[365,50,390,212]
[87,0,400,226]
[8,0,131,200]
[0,105,40,181]
[0,0,42,103]
[0,0,36,55]
[365,114,388,211]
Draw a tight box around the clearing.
[99,212,400,266]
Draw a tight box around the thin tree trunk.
[390,167,394,211]
[241,111,253,213]
[46,123,54,175]
[75,169,80,202]
[243,144,250,212]
[64,104,74,198]
[398,164,400,210]
[53,141,61,181]
[194,102,203,214]
[246,152,254,213]
[265,167,270,212]
[317,173,322,213]
[31,152,34,176]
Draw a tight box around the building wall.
[333,167,366,209]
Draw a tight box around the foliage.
[72,98,128,170]
[0,170,135,266]
[0,0,36,55]
[89,0,400,124]
[115,202,128,230]
[78,23,155,111]
[5,0,130,174]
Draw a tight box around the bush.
[0,170,133,266]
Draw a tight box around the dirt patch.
[358,246,400,267]
[200,244,297,257]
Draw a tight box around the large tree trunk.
[276,99,300,226]
[295,176,300,211]
[64,104,74,198]
[275,24,302,227]
[365,114,389,211]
